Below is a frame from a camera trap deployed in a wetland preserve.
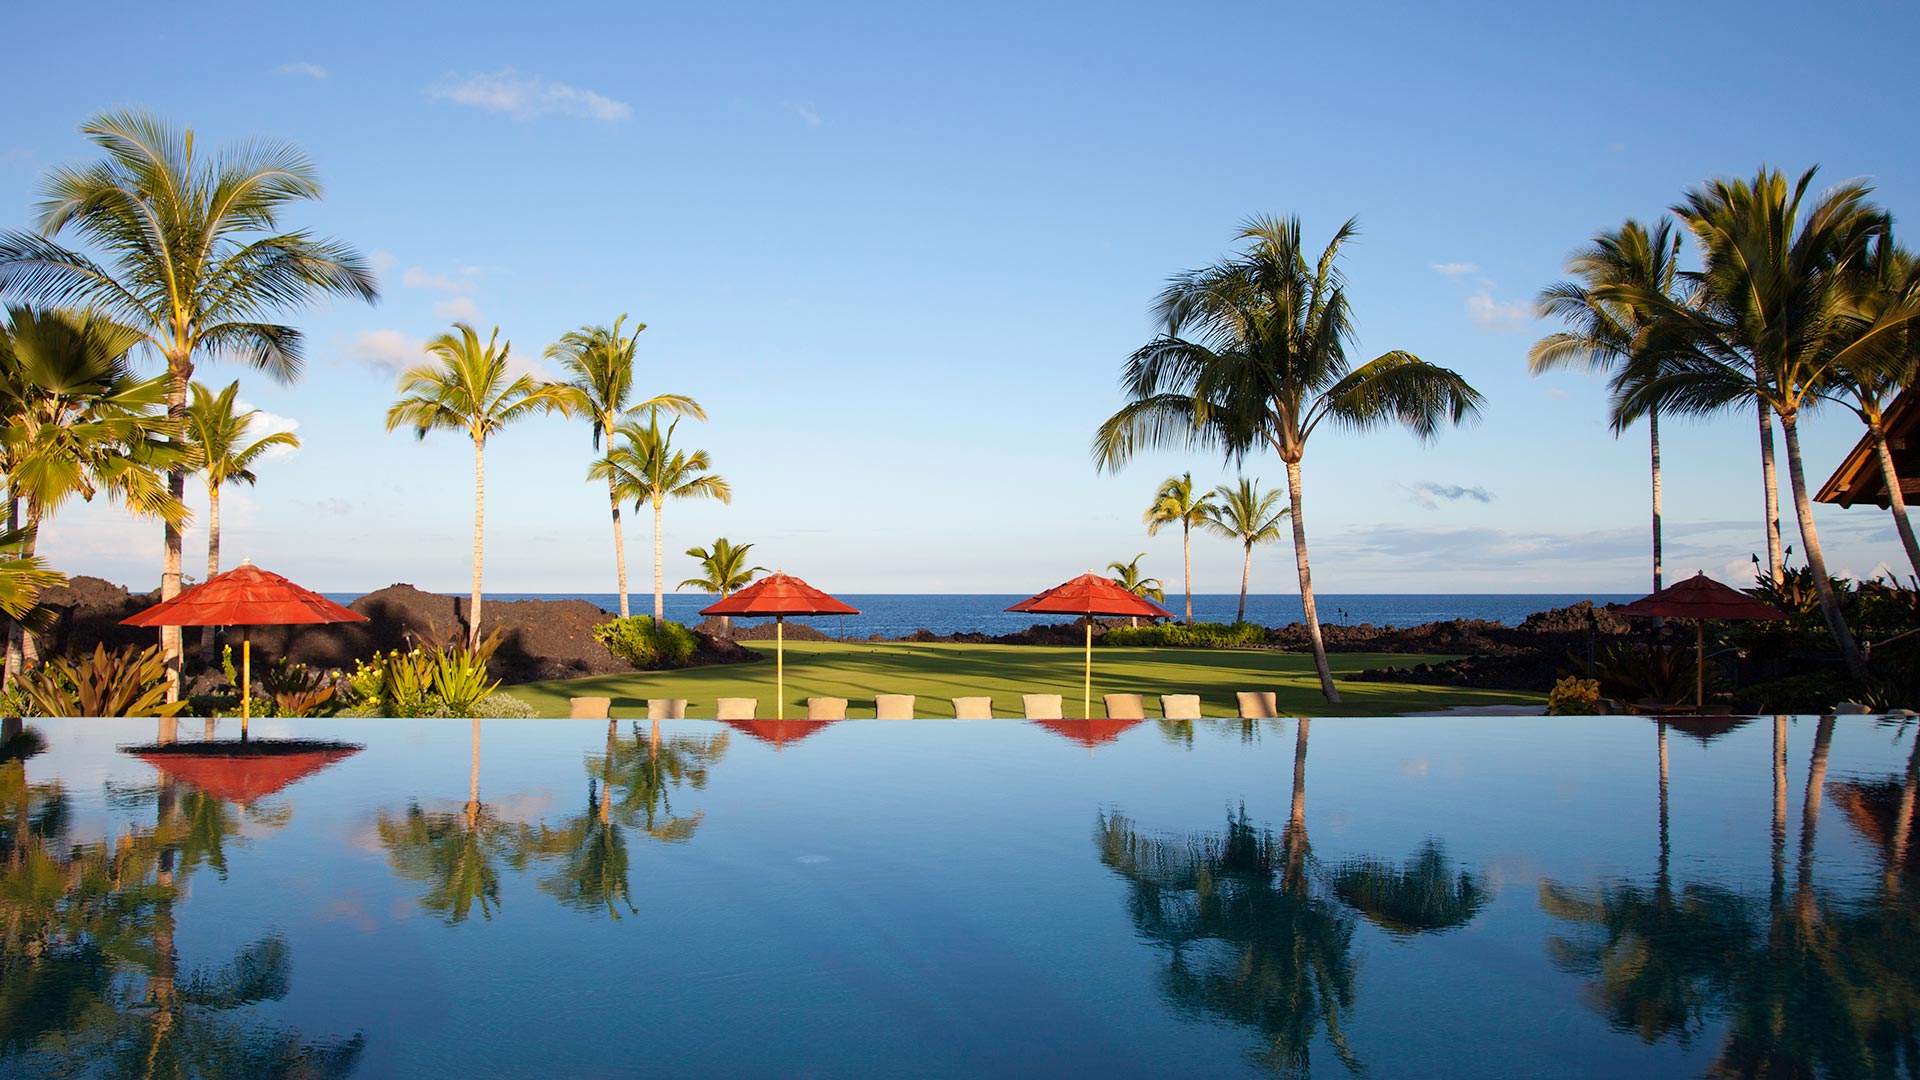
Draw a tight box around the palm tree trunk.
[1760,396,1784,582]
[4,501,23,681]
[1772,715,1788,905]
[161,359,190,700]
[1182,522,1193,625]
[1779,411,1867,680]
[1238,541,1251,623]
[609,477,629,619]
[6,510,41,676]
[1284,460,1340,704]
[1650,410,1664,593]
[1797,715,1835,921]
[466,716,482,828]
[1284,716,1310,889]
[1867,419,1920,578]
[1887,730,1917,890]
[470,437,486,651]
[652,498,665,621]
[200,484,221,664]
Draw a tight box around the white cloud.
[426,68,632,123]
[277,61,329,79]
[401,267,476,293]
[1544,387,1571,399]
[352,330,428,373]
[784,101,823,128]
[1468,289,1532,333]
[1408,481,1494,510]
[1431,262,1477,278]
[237,403,301,461]
[369,250,396,277]
[434,297,480,321]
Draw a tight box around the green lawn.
[505,640,1542,718]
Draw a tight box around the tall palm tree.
[1532,220,1688,594]
[1200,477,1289,622]
[1143,472,1212,625]
[0,306,183,674]
[591,410,730,620]
[547,316,706,618]
[182,380,301,662]
[1613,168,1920,680]
[678,537,766,635]
[1106,553,1164,627]
[1822,235,1920,578]
[0,110,377,696]
[385,324,572,649]
[1095,217,1484,703]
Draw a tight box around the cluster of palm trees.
[1125,472,1290,624]
[1095,216,1485,704]
[1531,167,1920,681]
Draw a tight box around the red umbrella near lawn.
[723,718,838,751]
[700,572,858,720]
[122,561,367,732]
[1620,571,1783,710]
[1009,571,1172,719]
[128,740,362,804]
[1032,718,1143,750]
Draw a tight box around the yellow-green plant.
[13,643,186,717]
[429,631,503,715]
[1546,676,1603,716]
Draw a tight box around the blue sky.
[7,0,1918,595]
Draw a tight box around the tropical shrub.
[1737,672,1862,714]
[345,631,503,716]
[1546,676,1603,716]
[1588,642,1710,707]
[594,616,698,669]
[262,657,337,718]
[430,631,503,715]
[12,644,186,717]
[471,694,537,718]
[1102,621,1265,648]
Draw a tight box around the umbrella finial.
[241,557,251,566]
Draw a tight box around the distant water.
[322,592,1637,639]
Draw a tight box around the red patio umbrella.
[700,572,858,719]
[1031,718,1142,749]
[127,740,362,805]
[1621,572,1783,709]
[1008,571,1172,719]
[122,561,367,731]
[723,718,838,750]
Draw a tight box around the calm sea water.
[324,592,1638,637]
[3,715,1915,1078]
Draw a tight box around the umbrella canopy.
[1622,572,1783,710]
[127,740,361,805]
[699,572,859,617]
[1031,718,1142,749]
[700,572,857,720]
[121,563,367,628]
[1007,572,1172,619]
[722,718,837,750]
[1009,572,1172,719]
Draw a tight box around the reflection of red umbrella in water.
[128,741,361,805]
[700,572,858,720]
[723,719,837,751]
[1031,718,1142,750]
[1621,572,1783,709]
[1009,572,1172,720]
[122,561,367,733]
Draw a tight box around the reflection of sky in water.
[1,716,1914,1078]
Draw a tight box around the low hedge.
[593,616,699,669]
[1101,621,1266,648]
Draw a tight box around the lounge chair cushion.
[1160,694,1202,720]
[646,698,687,720]
[715,697,757,720]
[952,696,993,719]
[1022,694,1064,720]
[807,697,849,721]
[568,696,611,720]
[1103,693,1146,720]
[1236,691,1278,719]
[874,694,915,720]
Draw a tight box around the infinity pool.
[1,715,1915,1078]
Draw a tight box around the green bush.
[1546,676,1603,716]
[345,630,503,717]
[1737,672,1863,714]
[13,644,185,718]
[1102,621,1266,648]
[593,616,698,669]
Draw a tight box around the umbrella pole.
[777,615,785,721]
[1695,621,1705,711]
[1084,618,1092,720]
[241,626,252,741]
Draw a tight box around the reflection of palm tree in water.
[377,717,518,924]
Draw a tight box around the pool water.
[1,715,1915,1079]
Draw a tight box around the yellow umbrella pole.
[1695,620,1705,710]
[1084,618,1092,720]
[777,615,785,721]
[241,625,252,741]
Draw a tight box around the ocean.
[322,592,1638,640]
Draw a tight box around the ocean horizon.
[316,591,1640,639]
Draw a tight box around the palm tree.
[1143,473,1211,625]
[591,410,731,620]
[0,305,183,675]
[678,537,766,635]
[1094,217,1484,703]
[1613,168,1920,680]
[1823,235,1920,578]
[183,380,301,662]
[547,316,706,618]
[385,324,572,648]
[1105,553,1163,627]
[1200,477,1289,622]
[1532,220,1688,594]
[0,110,377,696]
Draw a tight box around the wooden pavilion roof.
[1816,385,1920,509]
